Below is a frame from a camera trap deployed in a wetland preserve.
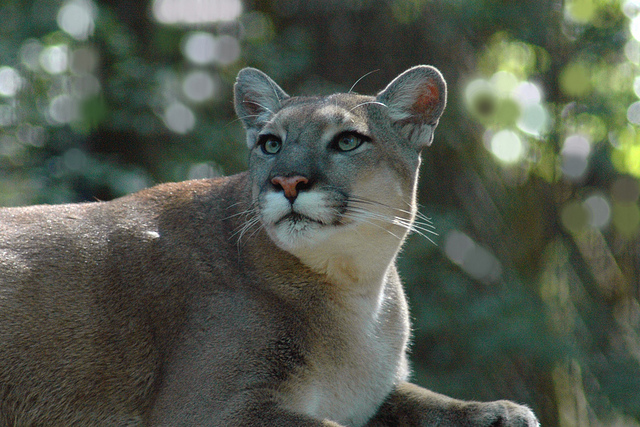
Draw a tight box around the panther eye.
[334,132,367,152]
[258,135,282,155]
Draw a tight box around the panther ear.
[234,68,289,145]
[376,65,447,149]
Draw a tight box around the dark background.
[1,0,640,425]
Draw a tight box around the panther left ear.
[376,65,447,149]
[234,68,289,147]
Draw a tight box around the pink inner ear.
[412,79,440,118]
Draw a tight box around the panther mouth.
[259,192,348,250]
[275,211,325,226]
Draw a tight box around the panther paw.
[465,400,539,427]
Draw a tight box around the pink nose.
[271,176,309,202]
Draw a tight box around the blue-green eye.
[334,132,367,152]
[258,135,282,154]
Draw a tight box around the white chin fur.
[260,191,338,251]
[266,219,327,252]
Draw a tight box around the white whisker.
[348,101,388,113]
[385,213,431,232]
[225,201,245,210]
[242,99,274,115]
[347,207,409,233]
[343,209,403,240]
[228,203,263,253]
[223,207,258,221]
[409,221,439,236]
[266,80,285,109]
[230,216,258,240]
[348,197,435,227]
[346,202,437,245]
[348,69,380,94]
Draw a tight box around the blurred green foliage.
[1,0,640,425]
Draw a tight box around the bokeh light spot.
[188,162,221,180]
[19,39,43,71]
[491,71,518,97]
[153,0,242,25]
[584,194,611,228]
[182,32,239,65]
[63,148,88,171]
[183,70,218,102]
[623,0,640,19]
[465,79,492,104]
[0,67,23,97]
[48,94,79,124]
[560,62,592,98]
[615,144,640,178]
[512,81,542,106]
[563,135,591,157]
[39,45,69,75]
[109,169,151,196]
[517,103,549,136]
[625,38,640,64]
[490,130,524,163]
[562,134,591,179]
[464,245,502,283]
[164,102,195,134]
[57,0,96,41]
[444,230,474,265]
[444,230,501,282]
[466,79,496,120]
[183,32,217,64]
[565,0,596,23]
[632,15,640,41]
[633,76,640,98]
[627,101,640,124]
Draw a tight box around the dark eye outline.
[331,132,369,152]
[257,134,282,155]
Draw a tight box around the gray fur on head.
[234,65,447,151]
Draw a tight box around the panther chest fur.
[286,284,410,426]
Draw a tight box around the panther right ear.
[234,68,289,145]
[376,65,447,150]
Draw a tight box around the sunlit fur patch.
[348,165,414,240]
[314,105,351,125]
[314,104,370,143]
